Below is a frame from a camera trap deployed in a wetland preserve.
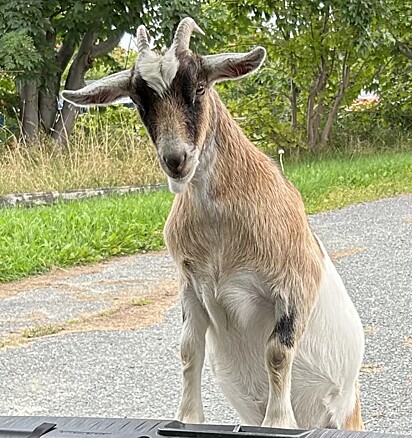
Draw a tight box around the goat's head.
[62,18,266,193]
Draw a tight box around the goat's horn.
[136,25,151,54]
[170,17,205,52]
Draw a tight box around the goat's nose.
[163,153,186,173]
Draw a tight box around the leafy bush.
[217,65,304,156]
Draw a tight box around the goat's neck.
[191,92,283,203]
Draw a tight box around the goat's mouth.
[160,162,193,181]
[158,151,198,180]
[161,159,199,194]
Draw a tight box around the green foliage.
[0,1,51,80]
[0,32,42,78]
[200,0,412,150]
[0,0,202,83]
[217,63,302,153]
[0,74,18,118]
[1,0,412,149]
[86,47,138,80]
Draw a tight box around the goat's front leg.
[176,283,209,424]
[262,305,301,429]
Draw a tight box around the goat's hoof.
[261,418,298,430]
[175,411,204,424]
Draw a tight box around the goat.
[62,17,365,431]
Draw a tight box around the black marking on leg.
[274,305,296,348]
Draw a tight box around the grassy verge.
[287,151,412,213]
[0,150,410,283]
[0,191,173,282]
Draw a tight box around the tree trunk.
[51,31,96,145]
[39,90,59,133]
[306,11,331,150]
[290,79,298,133]
[52,32,122,146]
[39,37,77,134]
[312,100,324,145]
[306,62,328,149]
[288,56,298,133]
[319,58,350,150]
[306,90,317,148]
[18,80,39,142]
[396,41,412,60]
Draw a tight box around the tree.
[0,0,200,144]
[199,0,382,151]
[366,0,412,131]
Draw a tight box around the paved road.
[0,196,411,434]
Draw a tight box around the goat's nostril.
[163,153,186,173]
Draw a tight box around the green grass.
[286,151,412,213]
[0,150,410,283]
[22,325,65,339]
[0,191,173,282]
[131,297,154,306]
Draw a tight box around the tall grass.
[0,110,164,195]
[1,105,412,195]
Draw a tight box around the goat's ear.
[202,47,266,84]
[61,70,132,107]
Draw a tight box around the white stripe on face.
[137,49,180,96]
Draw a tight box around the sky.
[120,33,138,52]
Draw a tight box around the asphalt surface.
[0,196,411,434]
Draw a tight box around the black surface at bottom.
[0,417,409,438]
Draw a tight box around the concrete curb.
[0,183,167,208]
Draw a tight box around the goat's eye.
[196,86,205,96]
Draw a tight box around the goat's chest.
[164,199,277,329]
[166,195,214,253]
[164,197,242,274]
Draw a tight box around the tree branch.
[91,32,123,58]
[274,10,288,41]
[350,56,370,84]
[56,35,76,72]
[78,31,97,55]
[306,58,329,147]
[321,7,329,34]
[319,52,351,149]
[396,41,412,60]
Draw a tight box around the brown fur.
[165,91,323,319]
[164,90,326,426]
[133,36,362,428]
[61,24,363,427]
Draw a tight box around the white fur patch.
[179,240,364,427]
[167,154,199,194]
[138,49,179,96]
[168,178,187,194]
